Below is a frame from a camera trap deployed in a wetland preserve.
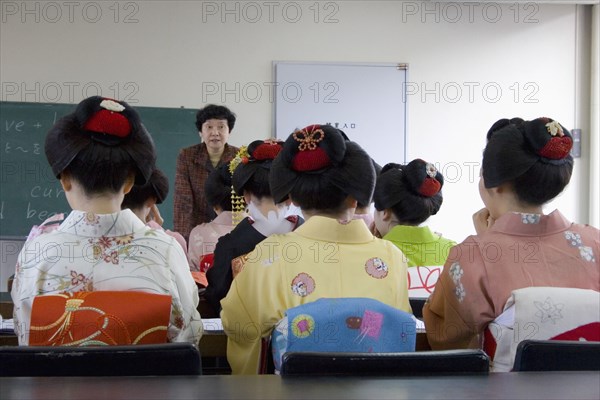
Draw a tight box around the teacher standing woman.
[174,105,239,241]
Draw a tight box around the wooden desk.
[1,372,598,400]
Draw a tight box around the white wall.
[0,1,593,245]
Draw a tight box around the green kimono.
[383,225,455,267]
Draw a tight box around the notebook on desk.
[202,318,224,333]
[0,316,14,334]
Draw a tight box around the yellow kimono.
[221,216,411,374]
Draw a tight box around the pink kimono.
[146,220,187,254]
[423,210,599,350]
[187,211,236,272]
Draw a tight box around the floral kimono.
[423,210,599,350]
[11,209,202,345]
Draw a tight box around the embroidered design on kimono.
[291,273,315,297]
[534,297,564,324]
[84,212,100,225]
[564,231,596,262]
[291,314,315,338]
[579,246,595,262]
[449,262,466,302]
[69,270,92,291]
[357,310,384,340]
[565,231,582,247]
[365,257,388,279]
[520,213,541,224]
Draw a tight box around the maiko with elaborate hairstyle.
[424,117,599,352]
[12,96,202,346]
[205,139,303,314]
[221,124,411,374]
[373,159,456,267]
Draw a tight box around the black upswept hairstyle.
[483,117,573,206]
[232,140,283,200]
[195,104,236,132]
[121,169,169,210]
[374,159,444,225]
[45,96,156,196]
[205,163,233,211]
[270,124,376,213]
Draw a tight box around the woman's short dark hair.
[270,125,375,213]
[374,159,444,225]
[195,104,236,132]
[483,117,573,206]
[205,163,233,211]
[121,169,169,210]
[45,96,156,196]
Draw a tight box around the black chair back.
[512,340,600,372]
[280,349,490,376]
[0,343,201,376]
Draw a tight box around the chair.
[0,342,202,376]
[512,340,600,372]
[279,349,490,376]
[409,297,427,319]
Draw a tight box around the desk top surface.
[1,372,599,400]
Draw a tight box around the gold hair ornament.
[229,146,248,225]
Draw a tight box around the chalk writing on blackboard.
[1,101,198,237]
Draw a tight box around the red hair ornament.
[538,120,572,160]
[252,139,283,161]
[83,99,131,138]
[418,163,441,197]
[291,126,331,172]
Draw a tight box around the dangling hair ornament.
[291,125,331,171]
[229,146,248,225]
[419,162,441,197]
[537,118,572,160]
[83,98,131,139]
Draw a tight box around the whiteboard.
[273,62,407,166]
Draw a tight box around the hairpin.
[293,127,325,151]
[229,146,248,225]
[537,119,572,160]
[419,163,441,197]
[291,126,331,172]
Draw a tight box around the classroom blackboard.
[0,101,198,237]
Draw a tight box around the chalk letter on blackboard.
[26,202,35,219]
